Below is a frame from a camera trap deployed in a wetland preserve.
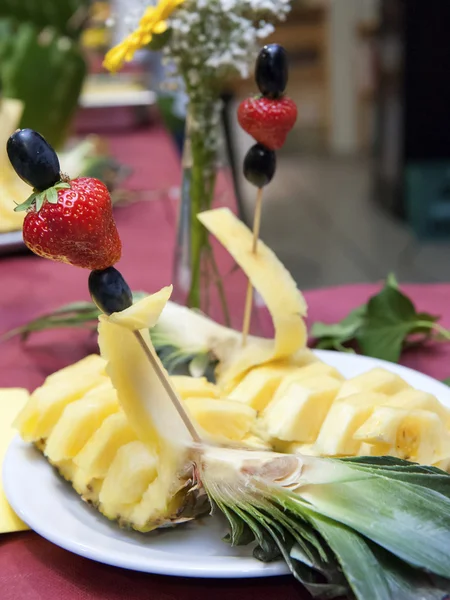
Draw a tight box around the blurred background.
[2,0,450,289]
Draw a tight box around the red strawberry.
[238,96,298,150]
[21,177,122,270]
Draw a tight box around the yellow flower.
[103,0,185,73]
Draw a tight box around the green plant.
[0,0,88,149]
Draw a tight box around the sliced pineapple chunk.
[171,376,219,399]
[354,407,448,465]
[314,392,389,456]
[336,368,409,400]
[44,385,119,463]
[259,375,341,443]
[99,441,158,510]
[276,442,319,456]
[394,410,448,464]
[229,361,343,413]
[241,434,272,450]
[16,373,109,443]
[74,412,137,479]
[228,364,299,412]
[198,208,307,388]
[45,354,106,385]
[359,442,393,457]
[384,389,450,422]
[353,406,408,444]
[184,397,256,441]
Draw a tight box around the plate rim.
[4,350,450,578]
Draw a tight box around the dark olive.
[255,44,288,99]
[88,267,133,315]
[243,144,277,188]
[7,129,60,191]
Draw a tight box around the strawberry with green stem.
[7,129,121,270]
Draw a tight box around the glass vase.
[173,98,231,325]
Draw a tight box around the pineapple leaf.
[309,516,391,600]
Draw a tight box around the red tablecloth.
[2,126,450,599]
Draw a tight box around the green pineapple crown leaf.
[14,181,71,213]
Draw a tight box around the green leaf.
[35,191,46,212]
[310,517,391,600]
[357,284,426,362]
[386,272,399,289]
[14,191,37,212]
[311,306,366,341]
[301,477,450,577]
[443,378,450,387]
[371,545,450,600]
[46,187,58,204]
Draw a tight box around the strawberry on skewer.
[239,44,297,346]
[7,129,121,271]
[238,44,298,151]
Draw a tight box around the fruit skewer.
[7,128,202,445]
[238,45,297,346]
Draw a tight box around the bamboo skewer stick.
[241,187,264,347]
[133,330,202,444]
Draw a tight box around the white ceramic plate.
[4,350,450,578]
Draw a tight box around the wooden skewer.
[241,187,264,347]
[133,330,202,444]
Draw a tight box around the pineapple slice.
[74,412,136,479]
[336,368,409,400]
[45,354,106,385]
[394,410,448,464]
[241,434,272,450]
[228,364,300,412]
[354,407,448,465]
[229,361,343,413]
[359,442,392,457]
[384,389,450,423]
[314,392,389,456]
[44,384,119,463]
[184,397,256,441]
[198,208,308,388]
[275,442,319,456]
[171,376,219,399]
[353,406,408,445]
[15,358,108,442]
[99,441,158,513]
[259,375,341,443]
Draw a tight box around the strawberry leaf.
[14,192,38,212]
[47,187,58,204]
[13,180,71,212]
[35,191,46,212]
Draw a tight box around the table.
[2,126,450,599]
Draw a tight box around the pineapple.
[184,397,256,442]
[384,388,450,423]
[198,208,308,388]
[44,383,119,463]
[314,392,389,456]
[15,363,108,442]
[74,412,137,479]
[336,368,410,400]
[353,406,409,445]
[171,376,219,399]
[99,441,158,517]
[258,375,342,443]
[228,360,343,413]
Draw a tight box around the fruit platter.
[2,44,450,600]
